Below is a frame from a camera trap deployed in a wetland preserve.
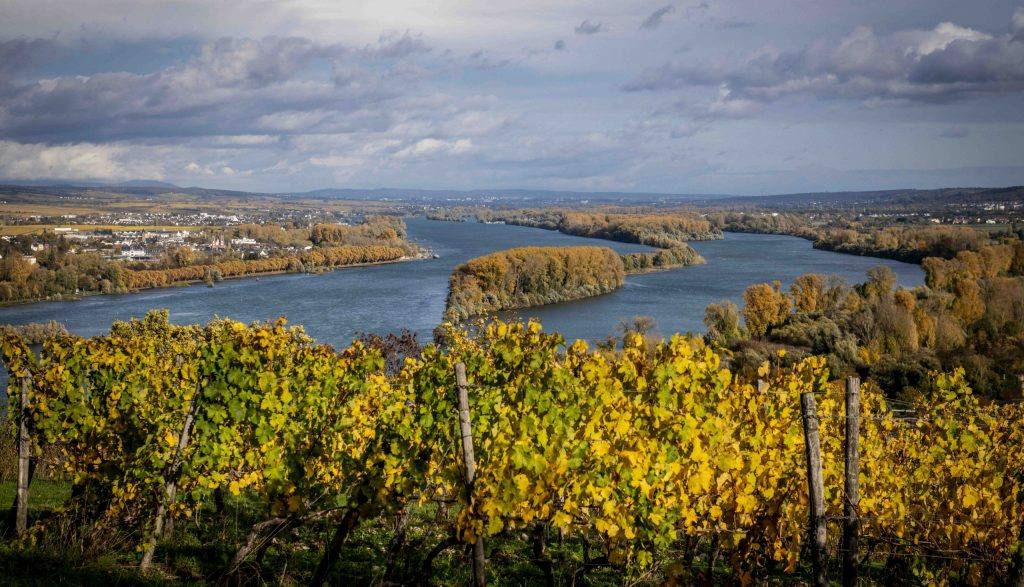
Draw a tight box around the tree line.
[123,244,408,290]
[427,207,722,247]
[621,245,704,273]
[445,246,625,321]
[308,215,408,246]
[0,217,416,304]
[705,238,1024,400]
[709,211,1014,263]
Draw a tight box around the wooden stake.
[456,362,486,587]
[15,375,31,536]
[842,377,861,587]
[800,391,827,587]
[1007,474,1024,587]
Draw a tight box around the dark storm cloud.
[574,20,604,35]
[0,38,56,81]
[639,5,675,30]
[0,36,432,143]
[624,14,1024,104]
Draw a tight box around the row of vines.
[3,312,1023,584]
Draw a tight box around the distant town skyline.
[2,1,1023,195]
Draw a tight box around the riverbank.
[0,252,430,308]
[718,224,1001,266]
[723,226,932,264]
[0,219,923,346]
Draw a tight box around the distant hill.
[110,180,182,189]
[695,186,1024,209]
[287,187,734,202]
[0,180,1020,209]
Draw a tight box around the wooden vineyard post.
[1008,473,1024,587]
[15,375,32,536]
[842,377,861,587]
[800,391,827,587]
[456,363,487,587]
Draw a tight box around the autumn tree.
[742,281,790,338]
[790,274,825,313]
[704,301,743,346]
[864,266,896,300]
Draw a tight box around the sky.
[1,1,1023,195]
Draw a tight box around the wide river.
[0,217,923,346]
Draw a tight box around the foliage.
[0,217,416,304]
[621,245,704,273]
[712,211,997,263]
[444,246,625,321]
[2,313,1022,583]
[123,244,406,290]
[742,281,790,338]
[704,301,743,346]
[715,240,1024,400]
[309,216,408,246]
[477,209,722,247]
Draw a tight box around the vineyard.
[2,312,1023,585]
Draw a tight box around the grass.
[0,479,72,512]
[0,479,833,585]
[0,479,672,585]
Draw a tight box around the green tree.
[704,301,743,345]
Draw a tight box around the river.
[0,217,923,346]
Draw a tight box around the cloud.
[0,140,164,181]
[715,19,754,30]
[0,39,55,82]
[624,12,1024,105]
[574,20,604,35]
[2,2,1023,194]
[640,5,675,30]
[393,137,473,159]
[0,36,434,143]
[468,50,511,69]
[362,31,431,59]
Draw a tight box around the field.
[0,186,407,220]
[0,225,211,236]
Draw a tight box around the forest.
[445,246,625,321]
[704,239,1024,400]
[430,208,722,248]
[1,313,1021,585]
[709,211,1021,263]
